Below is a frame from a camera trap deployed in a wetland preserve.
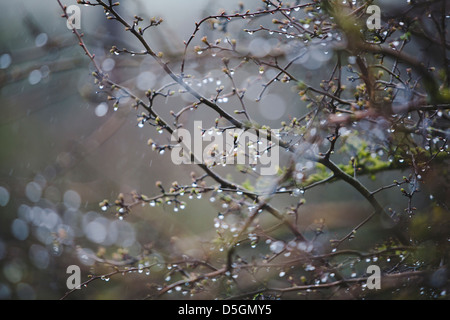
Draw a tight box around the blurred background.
[0,0,446,299]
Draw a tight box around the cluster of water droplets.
[6,171,139,267]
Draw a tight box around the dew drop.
[0,53,12,69]
[270,241,284,254]
[28,70,42,85]
[305,264,315,271]
[0,186,10,207]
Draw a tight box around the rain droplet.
[25,182,42,203]
[35,33,48,47]
[305,264,315,271]
[95,102,108,117]
[28,70,42,85]
[0,53,12,69]
[0,186,10,207]
[269,241,284,254]
[348,56,357,64]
